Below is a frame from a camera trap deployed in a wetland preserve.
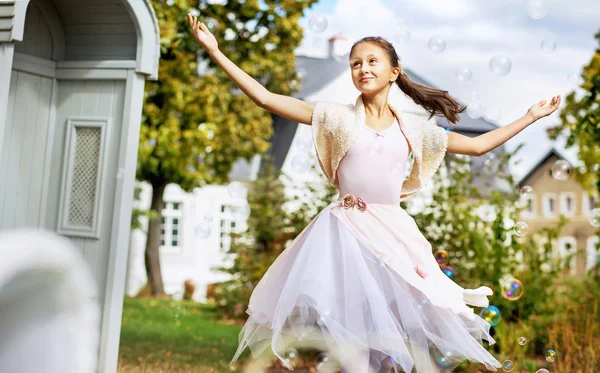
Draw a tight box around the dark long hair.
[350,36,466,124]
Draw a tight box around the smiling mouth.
[360,78,373,82]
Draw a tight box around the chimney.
[328,34,347,59]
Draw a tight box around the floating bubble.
[589,208,600,227]
[502,360,515,372]
[308,14,328,33]
[545,349,556,362]
[514,221,529,237]
[518,336,528,346]
[501,278,524,301]
[455,67,472,82]
[428,37,446,53]
[527,0,548,19]
[434,250,449,265]
[536,369,550,373]
[550,159,572,180]
[291,154,311,173]
[541,39,556,52]
[194,223,211,239]
[567,73,582,86]
[295,135,313,151]
[520,185,533,199]
[480,305,501,326]
[484,107,501,122]
[437,356,452,368]
[233,204,251,220]
[441,266,455,278]
[395,29,411,44]
[467,100,484,119]
[484,153,497,168]
[227,181,246,199]
[489,55,512,76]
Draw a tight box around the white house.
[0,0,159,372]
[125,37,507,304]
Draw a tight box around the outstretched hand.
[187,13,218,53]
[527,95,561,121]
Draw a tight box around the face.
[349,42,401,94]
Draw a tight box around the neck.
[361,85,392,119]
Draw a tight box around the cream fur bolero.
[310,83,448,202]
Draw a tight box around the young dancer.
[187,14,560,373]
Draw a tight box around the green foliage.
[547,30,600,194]
[211,159,337,319]
[137,0,317,190]
[406,149,568,359]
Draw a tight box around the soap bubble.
[536,369,550,373]
[489,55,512,76]
[483,153,497,168]
[501,278,524,301]
[308,15,328,33]
[441,266,455,278]
[550,159,572,180]
[227,181,247,199]
[545,349,556,362]
[502,360,515,372]
[518,336,527,346]
[436,356,452,368]
[455,67,472,82]
[589,208,600,227]
[567,73,583,86]
[395,29,411,44]
[428,37,446,53]
[434,250,449,265]
[194,223,211,239]
[519,185,533,199]
[467,100,484,119]
[541,39,556,52]
[233,204,251,220]
[295,135,313,151]
[527,0,548,19]
[484,107,501,122]
[291,154,311,173]
[480,305,501,326]
[514,221,529,237]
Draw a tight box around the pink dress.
[230,118,502,372]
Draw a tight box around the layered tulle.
[230,200,502,372]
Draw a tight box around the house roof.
[517,147,571,186]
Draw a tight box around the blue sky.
[295,0,600,179]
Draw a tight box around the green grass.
[118,297,249,372]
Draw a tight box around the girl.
[187,14,560,373]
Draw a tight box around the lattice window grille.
[57,117,110,238]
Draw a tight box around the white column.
[97,70,146,373]
[0,43,15,173]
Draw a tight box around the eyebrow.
[349,53,379,62]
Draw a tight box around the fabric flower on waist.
[341,194,367,212]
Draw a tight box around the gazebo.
[0,0,159,371]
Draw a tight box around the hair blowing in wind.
[351,36,466,124]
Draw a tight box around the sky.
[293,0,600,180]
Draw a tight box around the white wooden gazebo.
[0,0,159,371]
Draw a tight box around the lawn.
[118,297,249,373]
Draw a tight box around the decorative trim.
[56,116,111,239]
[55,68,129,80]
[13,51,56,77]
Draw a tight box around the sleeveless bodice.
[337,118,410,205]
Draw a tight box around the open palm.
[187,13,218,53]
[527,95,561,121]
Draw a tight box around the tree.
[547,29,600,194]
[137,0,317,296]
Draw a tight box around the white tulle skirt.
[230,200,502,373]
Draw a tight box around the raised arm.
[187,14,315,125]
[446,95,561,156]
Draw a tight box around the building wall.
[519,154,599,276]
